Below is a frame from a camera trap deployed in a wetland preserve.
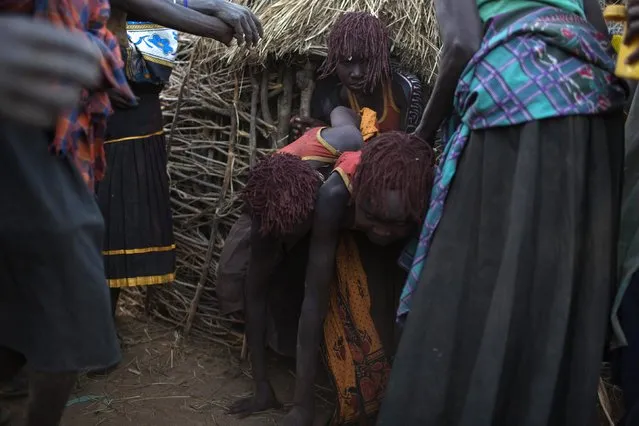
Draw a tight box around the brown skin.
[229,108,391,419]
[280,2,610,425]
[0,17,102,128]
[230,172,415,424]
[280,178,414,426]
[291,56,407,139]
[414,0,609,143]
[107,0,261,108]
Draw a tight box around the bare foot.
[228,381,281,418]
[280,406,313,426]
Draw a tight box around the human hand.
[194,0,263,47]
[290,116,324,139]
[626,0,639,64]
[0,16,102,128]
[108,90,139,110]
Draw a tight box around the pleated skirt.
[377,113,624,426]
[96,84,176,288]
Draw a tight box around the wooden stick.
[297,60,315,118]
[276,66,294,147]
[249,70,259,168]
[240,334,248,360]
[260,71,277,148]
[166,38,201,158]
[184,73,240,336]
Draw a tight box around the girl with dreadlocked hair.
[216,106,377,320]
[230,130,435,426]
[291,11,425,140]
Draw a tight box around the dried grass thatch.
[219,0,440,81]
[128,0,443,346]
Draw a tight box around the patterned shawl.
[397,6,626,320]
[1,0,135,190]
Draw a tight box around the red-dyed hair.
[352,131,434,223]
[242,153,322,236]
[320,12,391,93]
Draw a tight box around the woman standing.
[100,0,262,315]
[378,0,626,425]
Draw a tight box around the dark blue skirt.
[0,120,120,372]
[96,84,176,289]
[378,113,624,426]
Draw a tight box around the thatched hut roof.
[218,0,441,81]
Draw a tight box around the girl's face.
[353,190,415,246]
[335,55,370,93]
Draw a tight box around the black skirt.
[377,114,624,426]
[96,84,176,288]
[0,120,120,372]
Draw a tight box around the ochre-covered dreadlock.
[242,153,322,237]
[320,12,391,93]
[352,131,434,223]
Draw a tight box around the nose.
[350,63,364,79]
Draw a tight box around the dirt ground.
[6,316,334,426]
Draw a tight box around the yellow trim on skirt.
[105,129,165,144]
[103,244,176,256]
[108,272,175,288]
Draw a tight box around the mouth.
[348,81,366,91]
[367,232,394,246]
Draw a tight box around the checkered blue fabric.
[397,6,626,320]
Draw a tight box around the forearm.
[416,47,473,141]
[292,195,346,410]
[293,248,337,409]
[184,0,220,15]
[583,0,608,35]
[111,0,233,42]
[418,0,482,141]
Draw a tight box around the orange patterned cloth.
[359,107,379,142]
[324,233,392,425]
[0,0,135,190]
[279,127,340,163]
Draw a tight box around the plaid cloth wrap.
[0,0,136,190]
[397,6,626,320]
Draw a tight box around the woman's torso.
[476,0,584,21]
[345,82,402,133]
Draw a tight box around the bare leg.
[26,370,76,426]
[229,224,283,417]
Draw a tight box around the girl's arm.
[414,0,483,142]
[111,0,234,44]
[285,173,350,423]
[176,0,262,46]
